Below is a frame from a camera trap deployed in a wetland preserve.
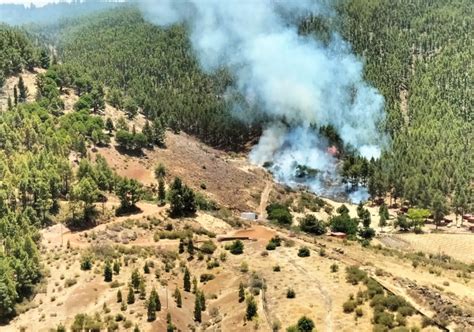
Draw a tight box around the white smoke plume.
[140,0,386,203]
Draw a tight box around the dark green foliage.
[296,316,315,332]
[131,269,141,290]
[174,287,182,308]
[245,295,257,321]
[104,261,113,282]
[229,240,244,255]
[336,204,350,215]
[0,25,37,80]
[299,214,327,235]
[58,8,258,150]
[127,284,135,304]
[113,260,120,275]
[158,178,166,206]
[168,177,197,217]
[80,255,93,271]
[330,214,359,235]
[266,203,293,225]
[238,282,245,303]
[116,177,143,210]
[143,261,150,274]
[116,289,122,303]
[297,247,310,257]
[200,274,215,283]
[343,299,357,313]
[199,290,206,311]
[194,293,202,322]
[148,288,160,312]
[286,288,296,299]
[183,268,191,292]
[17,76,28,103]
[330,0,472,208]
[147,296,157,321]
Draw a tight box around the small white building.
[241,212,257,220]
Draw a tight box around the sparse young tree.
[127,284,135,304]
[113,260,120,275]
[104,261,113,282]
[131,269,141,290]
[117,289,122,303]
[18,76,28,103]
[147,296,157,321]
[105,118,114,134]
[174,287,182,308]
[139,278,146,300]
[194,293,202,322]
[238,282,245,303]
[246,295,257,321]
[199,290,206,311]
[183,267,191,292]
[158,178,166,206]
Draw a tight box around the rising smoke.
[140,0,386,202]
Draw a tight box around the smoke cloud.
[141,0,386,202]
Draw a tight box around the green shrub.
[266,203,293,225]
[345,266,367,285]
[343,300,357,313]
[230,240,244,255]
[397,305,415,317]
[286,288,296,298]
[200,240,217,254]
[300,214,327,235]
[266,241,277,250]
[373,311,394,328]
[297,246,310,257]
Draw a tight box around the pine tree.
[117,289,122,303]
[238,282,245,303]
[113,260,120,275]
[178,238,185,254]
[139,278,146,300]
[147,296,157,321]
[246,295,257,321]
[142,121,153,146]
[7,95,12,111]
[127,284,135,304]
[18,76,27,103]
[133,324,140,332]
[158,178,166,206]
[199,290,206,311]
[150,288,161,311]
[192,276,198,294]
[131,269,141,290]
[194,293,202,322]
[152,119,166,147]
[166,313,174,332]
[13,86,18,105]
[183,267,191,292]
[175,288,182,308]
[105,118,114,134]
[187,237,194,256]
[104,261,113,282]
[144,261,150,274]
